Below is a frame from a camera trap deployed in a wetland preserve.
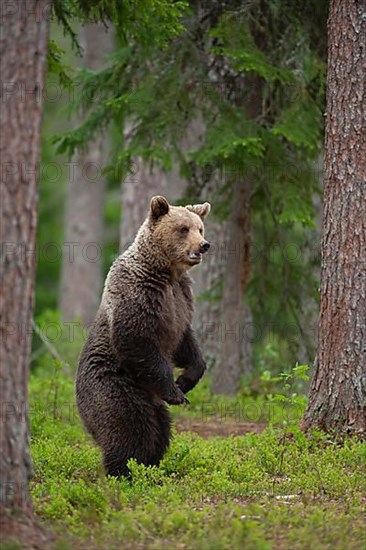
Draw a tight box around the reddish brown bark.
[0,1,51,513]
[302,0,366,434]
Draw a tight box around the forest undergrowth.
[11,356,364,550]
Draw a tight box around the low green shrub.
[28,370,365,549]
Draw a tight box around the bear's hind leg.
[103,401,171,478]
[150,402,171,466]
[103,446,130,477]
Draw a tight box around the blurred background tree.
[60,23,114,326]
[46,0,328,395]
[0,0,188,525]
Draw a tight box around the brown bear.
[76,195,211,476]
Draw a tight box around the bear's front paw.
[175,375,192,394]
[165,386,189,406]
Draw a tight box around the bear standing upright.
[76,195,211,476]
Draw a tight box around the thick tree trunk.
[181,119,254,385]
[211,178,253,395]
[60,24,114,326]
[302,0,366,435]
[0,0,50,514]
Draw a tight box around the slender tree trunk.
[120,161,167,252]
[60,24,114,326]
[195,212,253,379]
[194,217,228,367]
[0,0,50,515]
[302,0,366,435]
[211,177,253,395]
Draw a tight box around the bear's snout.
[200,241,210,253]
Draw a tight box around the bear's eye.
[180,226,189,234]
[199,228,203,235]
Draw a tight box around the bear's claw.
[165,386,188,406]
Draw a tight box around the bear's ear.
[150,196,170,220]
[186,202,211,220]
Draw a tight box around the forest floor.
[176,417,266,438]
[2,369,365,550]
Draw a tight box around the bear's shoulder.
[101,254,165,319]
[100,255,193,354]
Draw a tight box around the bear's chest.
[157,281,192,357]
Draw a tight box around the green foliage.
[169,374,305,427]
[247,202,320,360]
[32,309,86,371]
[52,1,327,166]
[193,132,266,167]
[52,0,188,50]
[210,13,295,83]
[260,363,310,421]
[48,40,75,89]
[272,99,323,153]
[36,134,67,314]
[48,1,326,369]
[29,367,366,549]
[37,1,327,387]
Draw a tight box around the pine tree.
[57,1,328,393]
[0,0,189,532]
[60,23,114,325]
[302,0,366,435]
[0,0,51,520]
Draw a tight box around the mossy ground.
[9,368,363,550]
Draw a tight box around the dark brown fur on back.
[76,196,211,476]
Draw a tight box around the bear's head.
[148,195,211,271]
